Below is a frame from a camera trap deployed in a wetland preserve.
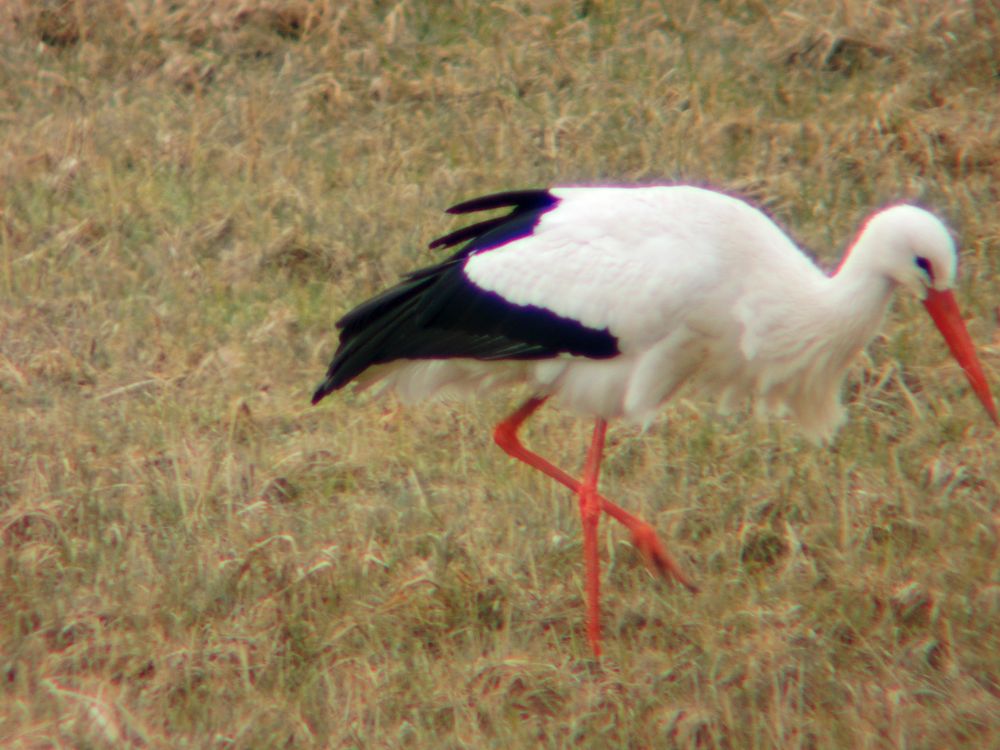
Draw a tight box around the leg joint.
[493,422,515,452]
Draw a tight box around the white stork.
[312,186,997,658]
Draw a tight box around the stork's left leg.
[580,418,607,658]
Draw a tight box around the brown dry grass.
[2,1,999,747]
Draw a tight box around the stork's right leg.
[492,397,698,593]
[578,417,607,657]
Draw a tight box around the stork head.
[859,204,997,425]
[862,204,957,298]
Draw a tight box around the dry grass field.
[2,1,999,747]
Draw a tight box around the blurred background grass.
[1,1,998,747]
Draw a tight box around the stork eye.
[915,256,934,281]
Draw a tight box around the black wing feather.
[427,216,511,250]
[445,189,558,215]
[312,189,618,405]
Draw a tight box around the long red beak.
[922,288,998,425]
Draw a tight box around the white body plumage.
[361,186,961,442]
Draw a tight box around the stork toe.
[630,524,699,594]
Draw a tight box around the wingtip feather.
[311,381,334,405]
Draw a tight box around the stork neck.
[826,234,897,346]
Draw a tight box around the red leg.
[579,418,607,657]
[493,398,699,627]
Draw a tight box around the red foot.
[630,524,699,593]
